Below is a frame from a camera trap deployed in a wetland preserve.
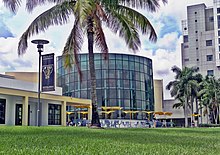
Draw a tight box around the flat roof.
[0,87,91,107]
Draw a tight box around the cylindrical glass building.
[57,53,154,120]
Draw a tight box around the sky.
[0,0,213,99]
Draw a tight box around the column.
[22,96,29,126]
[88,105,92,122]
[62,101,66,126]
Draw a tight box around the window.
[196,39,198,42]
[206,40,212,46]
[195,12,197,14]
[218,30,220,36]
[219,38,220,44]
[195,20,197,22]
[184,45,189,48]
[183,35,188,43]
[197,59,199,61]
[0,99,6,124]
[206,55,213,61]
[196,47,198,50]
[218,15,220,29]
[207,70,214,76]
[48,104,61,125]
[219,46,220,52]
[184,58,189,62]
[209,16,214,22]
[195,31,198,33]
[184,27,187,30]
[218,8,220,14]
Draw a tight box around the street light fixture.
[31,39,49,127]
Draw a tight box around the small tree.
[166,66,200,127]
[199,76,220,124]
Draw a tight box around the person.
[191,121,195,127]
[162,120,166,128]
[67,119,73,126]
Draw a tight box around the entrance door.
[15,105,30,126]
[15,104,22,125]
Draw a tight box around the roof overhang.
[0,87,91,107]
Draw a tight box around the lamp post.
[31,39,49,127]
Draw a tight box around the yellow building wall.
[154,79,163,112]
[5,72,39,83]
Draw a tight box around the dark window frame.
[206,40,212,46]
[207,70,214,76]
[0,99,6,124]
[217,8,220,14]
[206,55,213,61]
[183,35,188,43]
[218,15,220,29]
[48,104,61,125]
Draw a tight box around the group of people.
[67,118,87,127]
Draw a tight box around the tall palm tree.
[4,0,167,127]
[166,66,200,127]
[199,76,220,124]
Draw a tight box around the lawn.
[0,126,219,155]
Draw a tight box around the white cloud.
[156,32,179,49]
[135,36,182,99]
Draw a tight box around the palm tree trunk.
[195,97,199,126]
[87,16,101,127]
[191,96,194,127]
[184,97,188,127]
[207,106,209,124]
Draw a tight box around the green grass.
[0,127,219,155]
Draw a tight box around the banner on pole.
[42,53,55,92]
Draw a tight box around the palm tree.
[199,76,220,124]
[166,66,200,127]
[4,0,167,127]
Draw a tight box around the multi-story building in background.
[182,0,220,77]
[181,0,220,124]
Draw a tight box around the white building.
[180,1,220,124]
[182,0,220,77]
[0,73,91,126]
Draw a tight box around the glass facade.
[57,53,154,119]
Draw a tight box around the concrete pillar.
[88,105,92,122]
[62,101,66,126]
[22,96,29,126]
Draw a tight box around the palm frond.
[18,1,74,55]
[95,3,108,22]
[25,0,71,12]
[93,14,109,59]
[116,5,157,42]
[171,65,181,79]
[106,10,141,52]
[73,0,93,27]
[173,102,183,109]
[118,0,167,11]
[166,80,177,90]
[62,16,83,81]
[3,0,21,13]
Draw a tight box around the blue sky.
[0,0,213,98]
